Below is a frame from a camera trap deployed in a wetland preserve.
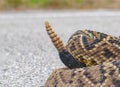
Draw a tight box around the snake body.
[45,21,120,87]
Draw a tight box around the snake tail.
[45,21,65,52]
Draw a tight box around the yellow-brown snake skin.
[45,21,120,87]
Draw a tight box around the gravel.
[0,10,120,87]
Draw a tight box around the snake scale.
[44,21,120,87]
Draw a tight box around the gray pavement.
[0,10,120,87]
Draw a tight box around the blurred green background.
[0,0,120,10]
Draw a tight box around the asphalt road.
[0,10,120,87]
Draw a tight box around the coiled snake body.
[45,21,120,87]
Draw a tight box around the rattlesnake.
[44,21,120,87]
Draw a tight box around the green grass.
[31,0,49,7]
[0,0,119,10]
[3,0,86,9]
[76,0,85,3]
[5,0,50,9]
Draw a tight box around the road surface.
[0,10,120,87]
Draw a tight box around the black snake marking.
[45,21,120,87]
